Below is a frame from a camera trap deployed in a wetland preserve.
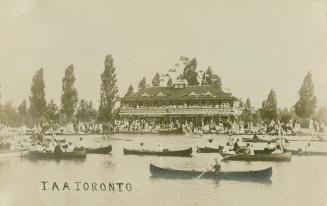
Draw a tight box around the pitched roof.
[123,85,235,101]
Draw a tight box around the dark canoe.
[196,146,222,153]
[222,152,292,162]
[28,150,87,159]
[86,145,112,154]
[149,163,272,181]
[158,128,185,134]
[123,147,192,157]
[242,137,269,143]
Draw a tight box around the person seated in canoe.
[67,142,75,152]
[211,158,222,173]
[233,139,241,152]
[226,135,234,146]
[54,141,64,153]
[253,133,259,140]
[206,138,214,148]
[263,141,275,154]
[304,143,311,152]
[75,137,85,151]
[139,142,145,151]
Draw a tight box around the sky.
[0,0,326,109]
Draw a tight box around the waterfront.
[0,134,327,206]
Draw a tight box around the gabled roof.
[123,85,236,101]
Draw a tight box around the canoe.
[86,145,112,154]
[123,147,192,157]
[222,152,292,162]
[242,137,269,143]
[284,149,327,156]
[158,128,185,134]
[149,163,272,181]
[196,146,222,153]
[28,150,87,159]
[0,150,27,158]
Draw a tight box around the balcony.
[119,107,242,116]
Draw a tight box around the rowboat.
[196,146,222,153]
[28,150,87,159]
[149,163,272,181]
[123,147,192,157]
[86,145,112,154]
[222,152,292,162]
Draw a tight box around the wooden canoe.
[284,149,327,156]
[123,147,192,157]
[222,152,292,162]
[0,150,27,158]
[158,128,185,134]
[86,145,112,154]
[196,146,223,153]
[242,137,269,143]
[28,150,87,159]
[149,163,272,181]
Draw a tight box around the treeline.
[0,54,118,127]
[239,71,327,127]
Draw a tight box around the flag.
[168,68,176,72]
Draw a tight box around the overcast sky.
[0,0,326,108]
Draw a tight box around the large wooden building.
[119,80,241,126]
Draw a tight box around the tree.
[167,77,173,86]
[125,84,134,97]
[183,58,198,85]
[61,64,78,121]
[29,68,47,122]
[244,98,251,110]
[279,107,295,124]
[0,102,19,126]
[45,99,59,123]
[138,77,147,91]
[152,73,160,86]
[76,99,97,122]
[313,106,327,127]
[260,89,278,122]
[18,99,29,125]
[98,54,118,123]
[201,66,222,90]
[294,71,317,119]
[240,98,253,124]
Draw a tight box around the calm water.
[1,134,327,206]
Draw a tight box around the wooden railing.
[119,107,242,115]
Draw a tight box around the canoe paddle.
[196,170,209,179]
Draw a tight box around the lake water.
[0,134,327,206]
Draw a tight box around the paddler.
[206,138,214,148]
[233,139,241,152]
[253,133,259,140]
[211,158,222,173]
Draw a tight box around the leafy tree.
[125,84,134,97]
[167,77,173,86]
[29,68,47,122]
[61,64,78,121]
[260,89,278,122]
[138,77,147,91]
[183,58,198,85]
[0,102,19,126]
[279,107,295,124]
[45,99,59,123]
[240,98,253,123]
[76,99,97,122]
[98,54,118,123]
[201,66,222,90]
[18,99,30,125]
[313,106,327,127]
[294,71,317,119]
[152,73,160,86]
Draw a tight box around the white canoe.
[0,150,28,158]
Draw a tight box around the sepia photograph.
[0,0,327,205]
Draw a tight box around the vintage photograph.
[0,0,327,205]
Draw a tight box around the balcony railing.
[119,107,242,116]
